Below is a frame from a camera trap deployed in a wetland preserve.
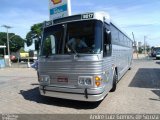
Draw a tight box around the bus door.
[103,23,113,85]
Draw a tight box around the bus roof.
[44,11,132,41]
[44,12,110,27]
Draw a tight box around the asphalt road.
[0,58,160,114]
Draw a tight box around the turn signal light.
[95,76,101,87]
[95,76,101,81]
[95,81,101,87]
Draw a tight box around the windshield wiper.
[67,44,79,57]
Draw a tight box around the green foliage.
[19,48,26,53]
[138,47,143,54]
[26,23,43,47]
[43,36,52,55]
[0,32,24,54]
[146,46,151,53]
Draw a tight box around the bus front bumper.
[39,85,108,102]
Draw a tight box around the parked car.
[10,55,18,62]
[156,51,160,59]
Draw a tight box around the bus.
[38,12,133,102]
[151,46,160,57]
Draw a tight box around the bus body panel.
[112,45,133,80]
[39,56,103,87]
[39,86,109,102]
[38,55,113,101]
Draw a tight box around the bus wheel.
[128,67,132,70]
[110,71,117,92]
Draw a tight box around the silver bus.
[38,12,133,102]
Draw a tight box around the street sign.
[49,0,71,20]
[0,45,6,48]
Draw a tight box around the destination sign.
[81,13,94,20]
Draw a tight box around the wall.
[0,58,5,68]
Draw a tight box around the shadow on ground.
[19,87,101,109]
[129,68,160,89]
[129,68,160,101]
[149,90,160,101]
[156,61,160,65]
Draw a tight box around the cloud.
[0,8,48,38]
[72,1,94,7]
[121,24,160,29]
[0,0,49,38]
[1,0,159,46]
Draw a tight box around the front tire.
[110,71,118,92]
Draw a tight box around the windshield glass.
[41,20,102,56]
[41,24,64,56]
[65,20,102,54]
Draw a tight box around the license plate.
[57,77,68,83]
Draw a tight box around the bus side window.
[103,28,112,57]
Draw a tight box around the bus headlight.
[78,76,93,86]
[40,75,50,84]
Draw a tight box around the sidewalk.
[133,53,149,60]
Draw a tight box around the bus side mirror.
[35,39,40,51]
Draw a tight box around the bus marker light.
[95,81,101,87]
[95,76,101,81]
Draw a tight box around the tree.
[138,46,143,54]
[26,23,43,47]
[146,45,151,53]
[0,32,24,55]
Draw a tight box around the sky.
[0,0,160,47]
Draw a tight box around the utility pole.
[144,36,146,55]
[132,32,138,59]
[4,44,6,55]
[1,25,12,67]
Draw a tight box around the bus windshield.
[41,20,102,56]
